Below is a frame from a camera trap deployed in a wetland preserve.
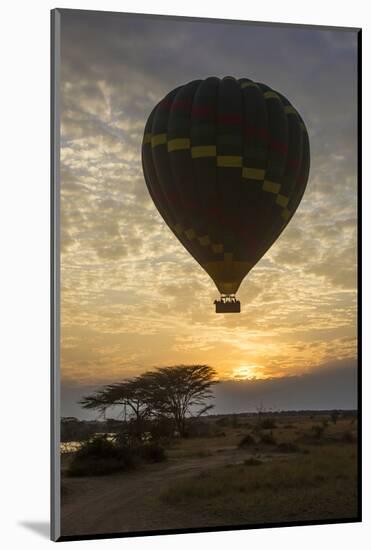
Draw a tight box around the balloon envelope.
[142,76,310,296]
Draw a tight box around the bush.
[72,436,123,459]
[138,442,166,463]
[68,436,136,477]
[215,417,229,427]
[238,433,256,448]
[259,431,277,446]
[150,417,175,440]
[312,424,325,440]
[67,435,168,476]
[276,442,300,453]
[244,457,263,466]
[260,418,277,430]
[186,420,214,438]
[342,430,356,444]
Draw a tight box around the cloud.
[213,358,358,413]
[61,358,357,420]
[58,10,358,400]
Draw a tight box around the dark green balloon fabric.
[142,76,310,295]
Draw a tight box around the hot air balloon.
[141,76,310,313]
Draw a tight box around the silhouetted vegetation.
[312,424,326,440]
[238,434,256,448]
[260,418,277,430]
[137,442,166,463]
[259,431,277,446]
[80,365,218,439]
[342,430,356,444]
[61,417,99,443]
[67,434,167,476]
[276,441,301,453]
[68,436,137,477]
[244,457,263,466]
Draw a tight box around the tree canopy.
[79,364,218,437]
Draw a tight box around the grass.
[160,443,357,523]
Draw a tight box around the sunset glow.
[231,365,267,381]
[59,12,357,415]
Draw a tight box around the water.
[60,433,117,454]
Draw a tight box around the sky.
[59,10,358,417]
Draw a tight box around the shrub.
[244,457,263,466]
[238,433,256,448]
[312,424,325,440]
[231,415,239,428]
[72,436,121,459]
[68,436,136,477]
[276,442,300,453]
[342,430,356,444]
[187,420,216,438]
[259,431,277,446]
[138,442,166,463]
[150,417,175,440]
[194,450,213,458]
[114,430,131,447]
[215,417,229,427]
[260,418,277,430]
[331,410,340,424]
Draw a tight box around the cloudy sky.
[59,10,358,416]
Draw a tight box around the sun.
[231,364,265,380]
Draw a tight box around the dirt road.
[61,446,251,537]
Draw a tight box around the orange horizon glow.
[59,16,357,390]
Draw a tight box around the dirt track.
[61,446,251,537]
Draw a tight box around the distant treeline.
[209,409,358,418]
[61,409,357,443]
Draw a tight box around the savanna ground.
[60,412,358,537]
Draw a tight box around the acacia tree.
[79,388,112,418]
[80,365,218,439]
[141,365,218,437]
[79,377,153,438]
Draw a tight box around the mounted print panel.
[51,8,361,542]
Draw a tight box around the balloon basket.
[214,296,241,313]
